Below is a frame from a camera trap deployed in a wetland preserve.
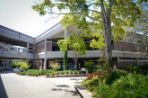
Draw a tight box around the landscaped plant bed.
[81,65,148,98]
[17,69,87,77]
[87,71,106,78]
[47,74,87,78]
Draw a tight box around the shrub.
[18,69,80,77]
[94,74,148,98]
[138,64,148,75]
[69,70,73,75]
[11,61,20,68]
[11,60,29,70]
[41,70,52,75]
[18,69,41,76]
[84,60,95,73]
[74,70,79,75]
[105,69,127,85]
[61,71,64,75]
[19,62,29,70]
[81,77,99,92]
[50,62,60,70]
[51,72,55,76]
[64,70,69,75]
[118,64,148,75]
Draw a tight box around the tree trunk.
[104,16,112,66]
[100,0,113,66]
[64,51,68,70]
[73,52,78,70]
[74,57,78,70]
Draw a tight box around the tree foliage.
[57,32,86,55]
[33,0,146,65]
[57,32,86,69]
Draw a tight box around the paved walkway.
[0,72,86,98]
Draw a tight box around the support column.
[33,42,36,69]
[64,30,68,38]
[27,42,29,53]
[27,42,29,64]
[117,57,119,66]
[4,58,6,70]
[44,39,47,70]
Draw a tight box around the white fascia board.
[35,23,64,43]
[0,26,34,43]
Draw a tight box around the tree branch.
[87,3,99,7]
[100,0,106,16]
[88,8,101,14]
[86,15,102,22]
[107,0,114,16]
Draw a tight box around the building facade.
[0,23,148,70]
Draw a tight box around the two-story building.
[0,23,147,70]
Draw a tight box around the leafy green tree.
[84,60,95,73]
[135,4,148,55]
[33,0,145,66]
[57,33,86,69]
[57,39,68,70]
[135,2,148,35]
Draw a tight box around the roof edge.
[0,25,34,39]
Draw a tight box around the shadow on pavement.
[56,84,69,88]
[0,74,8,98]
[64,89,79,96]
[52,88,63,91]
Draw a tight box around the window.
[17,48,24,53]
[10,47,14,50]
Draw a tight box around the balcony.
[0,43,33,59]
[37,50,147,59]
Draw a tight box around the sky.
[0,0,62,37]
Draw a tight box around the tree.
[68,32,86,69]
[32,0,145,66]
[57,32,86,70]
[57,39,68,70]
[135,2,148,35]
[134,2,148,56]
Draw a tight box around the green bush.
[64,70,70,75]
[94,74,148,98]
[119,64,148,75]
[50,62,60,70]
[19,62,29,70]
[18,69,41,76]
[84,60,95,73]
[81,77,99,92]
[18,69,80,77]
[105,69,127,85]
[11,60,29,70]
[74,70,79,75]
[41,70,53,75]
[11,61,20,68]
[138,64,148,75]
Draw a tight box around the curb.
[75,86,92,98]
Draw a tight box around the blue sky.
[0,0,62,37]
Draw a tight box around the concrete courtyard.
[0,72,86,98]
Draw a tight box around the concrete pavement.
[0,72,86,98]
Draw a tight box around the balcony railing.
[37,50,148,59]
[0,43,33,58]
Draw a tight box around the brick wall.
[114,41,147,53]
[36,41,52,53]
